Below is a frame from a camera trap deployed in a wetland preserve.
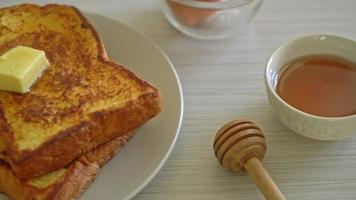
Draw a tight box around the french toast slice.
[0,132,134,200]
[0,4,162,178]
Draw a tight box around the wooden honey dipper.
[213,120,285,200]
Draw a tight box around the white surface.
[1,0,356,200]
[265,34,356,140]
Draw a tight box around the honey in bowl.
[276,55,356,117]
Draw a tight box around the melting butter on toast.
[0,4,162,178]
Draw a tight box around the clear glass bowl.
[160,0,263,40]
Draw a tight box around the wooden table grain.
[1,0,356,199]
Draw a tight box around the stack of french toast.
[0,3,162,200]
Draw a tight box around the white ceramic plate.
[81,13,183,200]
[0,13,183,200]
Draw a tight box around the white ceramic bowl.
[265,34,356,140]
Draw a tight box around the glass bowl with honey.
[160,0,263,39]
[265,34,356,140]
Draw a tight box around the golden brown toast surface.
[0,132,133,200]
[0,4,162,178]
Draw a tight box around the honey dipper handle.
[244,157,286,200]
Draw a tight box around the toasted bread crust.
[10,92,160,178]
[0,4,162,178]
[0,132,134,200]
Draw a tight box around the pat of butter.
[0,46,49,93]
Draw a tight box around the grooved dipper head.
[213,120,267,172]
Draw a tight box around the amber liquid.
[276,55,356,117]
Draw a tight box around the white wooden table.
[1,0,356,199]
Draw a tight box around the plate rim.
[85,12,184,200]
